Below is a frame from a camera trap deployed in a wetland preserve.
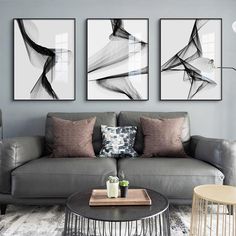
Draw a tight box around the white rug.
[0,205,191,236]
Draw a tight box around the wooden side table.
[190,184,236,236]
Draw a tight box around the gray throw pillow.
[99,125,138,158]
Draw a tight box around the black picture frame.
[13,18,76,101]
[160,18,222,101]
[86,18,149,101]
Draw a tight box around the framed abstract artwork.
[14,18,75,100]
[160,18,222,101]
[87,18,149,101]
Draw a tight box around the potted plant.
[106,176,119,198]
[119,171,129,198]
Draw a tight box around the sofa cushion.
[45,112,117,155]
[140,116,187,157]
[99,125,138,158]
[117,157,224,200]
[11,157,117,198]
[118,111,190,154]
[52,117,96,158]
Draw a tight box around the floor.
[0,205,192,236]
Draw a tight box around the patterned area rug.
[0,205,191,236]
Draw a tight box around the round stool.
[190,184,236,236]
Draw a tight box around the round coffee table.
[64,188,170,236]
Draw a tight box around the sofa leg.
[1,204,7,215]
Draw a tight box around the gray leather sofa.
[0,111,235,214]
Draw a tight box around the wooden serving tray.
[89,189,152,206]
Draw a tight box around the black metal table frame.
[64,205,171,236]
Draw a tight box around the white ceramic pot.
[106,181,119,198]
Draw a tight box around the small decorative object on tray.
[106,176,119,198]
[119,171,129,198]
[89,189,152,206]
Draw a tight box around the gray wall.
[0,0,236,139]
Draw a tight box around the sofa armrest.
[0,136,45,193]
[190,135,236,186]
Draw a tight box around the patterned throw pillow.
[99,125,138,158]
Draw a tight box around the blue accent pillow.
[99,125,138,158]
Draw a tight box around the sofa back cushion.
[118,111,190,154]
[46,112,117,155]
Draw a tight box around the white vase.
[106,181,119,198]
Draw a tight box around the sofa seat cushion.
[12,157,117,198]
[118,157,224,200]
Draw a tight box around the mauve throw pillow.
[140,116,187,158]
[52,117,96,158]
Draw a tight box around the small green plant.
[107,176,119,183]
[119,171,129,187]
[119,180,129,187]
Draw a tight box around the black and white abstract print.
[161,19,222,100]
[14,19,75,100]
[87,19,148,100]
